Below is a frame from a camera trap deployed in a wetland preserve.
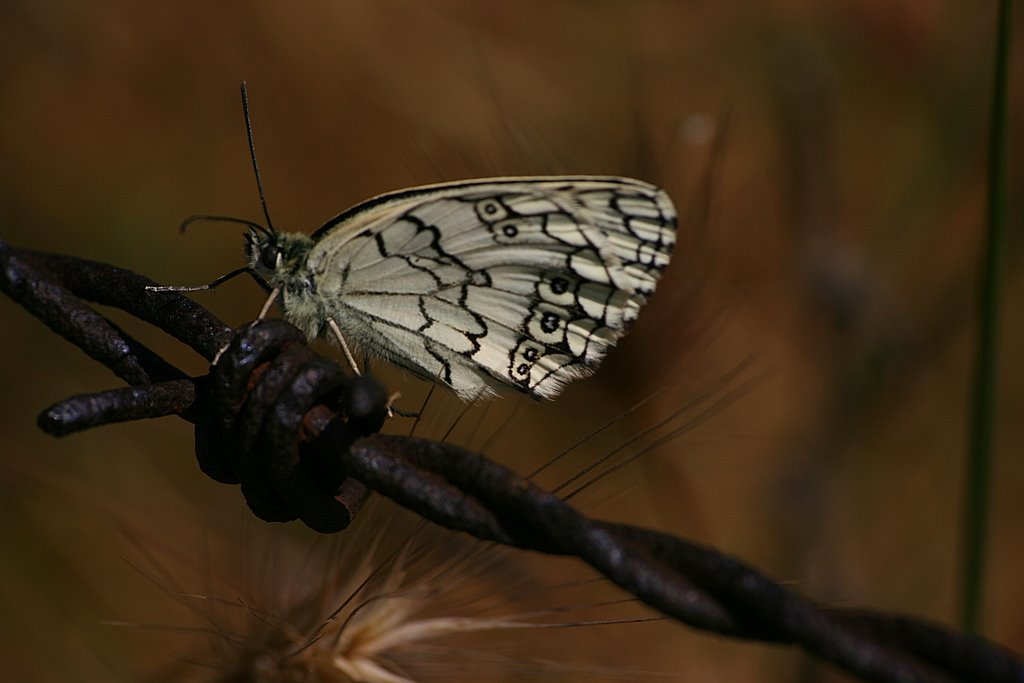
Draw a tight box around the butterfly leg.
[390,402,419,418]
[211,286,281,366]
[327,318,362,378]
[377,391,404,420]
[257,287,281,319]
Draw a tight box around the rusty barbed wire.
[1,240,1021,683]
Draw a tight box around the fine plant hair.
[112,500,664,682]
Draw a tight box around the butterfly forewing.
[304,176,676,400]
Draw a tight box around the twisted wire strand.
[1,241,1020,683]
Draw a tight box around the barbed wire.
[1,240,1020,683]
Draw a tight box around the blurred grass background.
[0,1,1021,681]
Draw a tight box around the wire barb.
[1,239,1021,683]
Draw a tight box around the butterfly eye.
[260,244,280,269]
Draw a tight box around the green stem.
[961,0,1012,635]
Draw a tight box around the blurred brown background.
[1,1,1021,681]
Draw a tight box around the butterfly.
[243,176,677,401]
[149,87,677,401]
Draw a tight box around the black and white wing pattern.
[303,176,676,400]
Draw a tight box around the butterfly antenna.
[179,214,272,236]
[240,81,277,234]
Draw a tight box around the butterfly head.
[244,226,314,289]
